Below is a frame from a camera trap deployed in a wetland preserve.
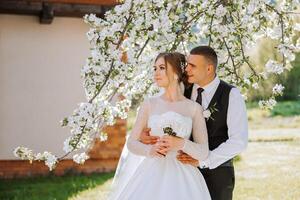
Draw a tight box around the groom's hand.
[139,128,160,145]
[176,150,199,167]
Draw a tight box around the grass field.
[247,101,300,117]
[234,140,300,200]
[0,173,114,200]
[247,101,300,129]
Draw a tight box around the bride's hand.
[139,128,160,145]
[160,135,185,151]
[149,143,166,157]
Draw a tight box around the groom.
[140,46,248,200]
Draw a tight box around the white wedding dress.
[109,96,211,200]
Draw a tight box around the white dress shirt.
[190,76,248,169]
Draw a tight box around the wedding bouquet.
[163,126,177,136]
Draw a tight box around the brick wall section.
[89,119,127,160]
[0,119,126,179]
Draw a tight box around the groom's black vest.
[184,80,234,151]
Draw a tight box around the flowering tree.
[14,0,300,170]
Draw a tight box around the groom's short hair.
[190,46,218,69]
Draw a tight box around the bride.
[109,52,211,200]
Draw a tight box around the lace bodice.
[127,96,209,161]
[148,111,192,139]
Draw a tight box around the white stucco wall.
[0,14,90,159]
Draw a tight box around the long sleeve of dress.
[126,99,153,157]
[181,103,209,161]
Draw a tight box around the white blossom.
[13,147,34,161]
[99,132,108,141]
[296,38,300,52]
[259,98,277,110]
[251,83,259,89]
[266,26,282,39]
[63,137,73,153]
[73,153,89,164]
[215,5,227,17]
[247,2,257,15]
[265,60,284,74]
[295,23,300,31]
[278,44,296,61]
[35,153,44,161]
[43,152,58,171]
[272,84,285,95]
[88,14,97,22]
[244,78,251,85]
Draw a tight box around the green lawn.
[247,101,300,117]
[247,101,300,129]
[0,173,114,200]
[270,101,300,116]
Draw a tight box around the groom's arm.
[200,88,248,169]
[176,150,200,167]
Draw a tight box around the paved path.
[249,128,300,140]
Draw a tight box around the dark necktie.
[196,87,204,105]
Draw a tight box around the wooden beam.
[40,2,54,24]
[33,0,120,5]
[0,0,116,23]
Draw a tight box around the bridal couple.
[109,46,248,200]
